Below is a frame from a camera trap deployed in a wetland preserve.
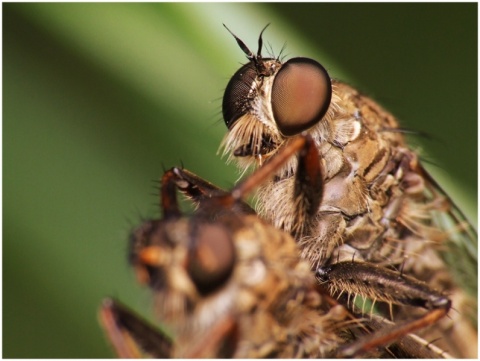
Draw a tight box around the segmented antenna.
[223,23,270,65]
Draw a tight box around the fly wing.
[410,164,477,357]
[419,165,478,303]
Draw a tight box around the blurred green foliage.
[3,3,476,357]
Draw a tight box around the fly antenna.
[257,23,270,58]
[223,23,271,67]
[223,24,255,60]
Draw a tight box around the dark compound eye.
[222,63,257,129]
[271,57,332,136]
[187,223,235,295]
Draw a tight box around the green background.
[4,3,477,358]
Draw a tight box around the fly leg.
[99,298,172,358]
[340,308,451,358]
[233,133,322,207]
[317,282,450,358]
[160,166,240,217]
[357,314,452,358]
[288,134,324,238]
[167,167,256,216]
[316,261,452,358]
[172,133,321,217]
[170,168,231,201]
[100,298,239,358]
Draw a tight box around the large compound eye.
[271,57,332,136]
[187,223,235,295]
[222,63,257,129]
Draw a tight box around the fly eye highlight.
[272,57,332,136]
[187,224,235,295]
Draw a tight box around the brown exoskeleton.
[220,25,477,358]
[100,134,455,358]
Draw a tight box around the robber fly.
[219,25,477,358]
[100,135,455,358]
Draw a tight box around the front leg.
[99,298,172,358]
[99,298,240,358]
[292,134,323,237]
[171,167,256,216]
